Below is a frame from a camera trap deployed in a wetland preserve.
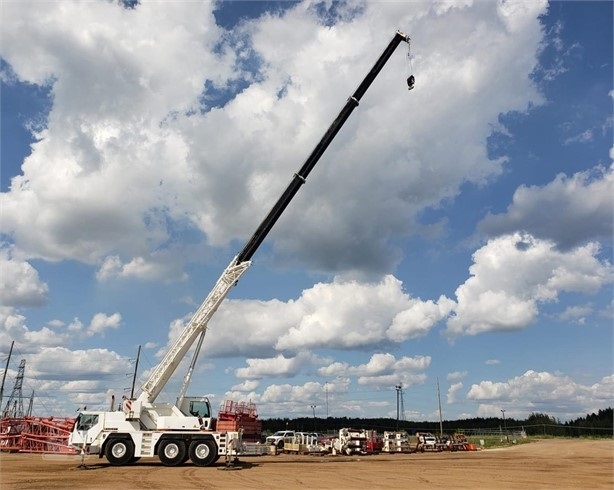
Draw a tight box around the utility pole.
[325,383,329,418]
[437,377,443,437]
[130,345,141,399]
[501,409,509,442]
[310,405,317,432]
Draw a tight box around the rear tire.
[105,439,134,466]
[158,439,187,467]
[189,439,217,467]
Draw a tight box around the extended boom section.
[236,30,410,264]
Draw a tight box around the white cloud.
[16,347,133,413]
[87,312,122,336]
[0,248,48,307]
[468,370,614,420]
[558,304,593,325]
[333,353,431,388]
[0,0,548,278]
[0,307,67,353]
[182,275,451,358]
[446,233,613,337]
[447,371,467,382]
[28,346,129,378]
[230,379,260,392]
[96,253,189,282]
[0,308,123,356]
[564,129,594,145]
[234,351,321,380]
[447,382,463,404]
[479,165,614,249]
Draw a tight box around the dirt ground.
[0,438,612,489]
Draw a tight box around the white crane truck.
[68,30,413,467]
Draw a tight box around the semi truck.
[68,30,413,467]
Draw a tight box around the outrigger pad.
[407,75,415,90]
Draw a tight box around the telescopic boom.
[139,30,411,404]
[237,30,410,263]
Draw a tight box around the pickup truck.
[265,430,294,449]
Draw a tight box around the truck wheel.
[189,439,217,467]
[277,440,284,449]
[158,439,187,466]
[105,439,134,466]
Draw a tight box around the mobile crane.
[69,30,413,467]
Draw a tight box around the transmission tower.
[2,359,26,418]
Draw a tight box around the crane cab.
[178,396,214,430]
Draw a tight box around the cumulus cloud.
[0,307,67,353]
[317,352,431,388]
[447,382,463,404]
[6,0,590,419]
[446,233,613,338]
[87,312,122,336]
[96,253,189,282]
[468,370,614,419]
[28,346,130,378]
[0,248,48,307]
[478,165,614,249]
[0,308,123,355]
[230,379,260,392]
[235,351,322,380]
[164,275,452,359]
[447,371,467,382]
[0,0,548,278]
[18,347,133,412]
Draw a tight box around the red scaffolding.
[216,400,262,442]
[0,416,78,454]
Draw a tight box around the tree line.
[260,407,613,438]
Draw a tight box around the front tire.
[158,439,187,467]
[105,439,134,466]
[189,439,217,467]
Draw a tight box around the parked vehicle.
[266,430,294,449]
[416,432,440,452]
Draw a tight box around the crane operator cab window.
[188,400,211,419]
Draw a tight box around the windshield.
[75,413,99,431]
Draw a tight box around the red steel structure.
[216,400,262,442]
[0,416,78,454]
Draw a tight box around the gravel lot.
[1,438,612,489]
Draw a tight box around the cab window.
[189,401,211,418]
[76,414,99,431]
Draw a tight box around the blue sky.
[0,1,612,423]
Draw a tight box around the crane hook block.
[407,75,415,91]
